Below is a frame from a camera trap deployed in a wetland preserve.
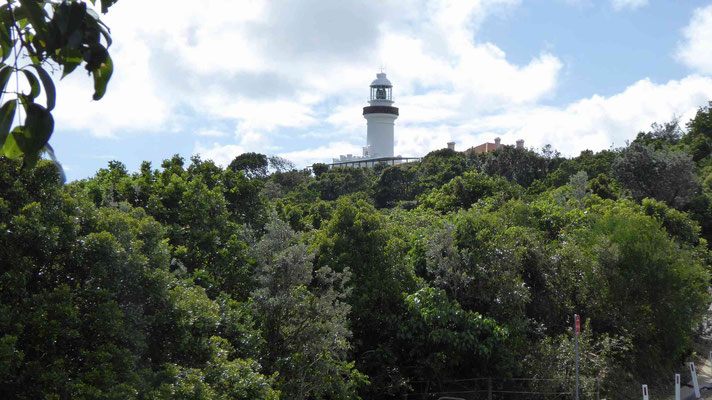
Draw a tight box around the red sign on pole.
[575,314,581,334]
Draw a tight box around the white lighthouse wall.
[365,113,396,158]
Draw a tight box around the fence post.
[690,362,701,399]
[596,379,600,400]
[488,377,492,400]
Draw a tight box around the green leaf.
[22,149,39,168]
[0,64,13,92]
[100,0,118,14]
[92,53,112,100]
[52,1,85,40]
[0,99,17,148]
[67,3,87,41]
[1,127,23,158]
[18,0,50,43]
[21,69,40,100]
[61,48,82,78]
[26,64,55,111]
[0,25,13,62]
[21,102,54,153]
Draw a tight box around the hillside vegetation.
[2,105,712,399]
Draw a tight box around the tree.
[523,322,632,399]
[633,120,683,149]
[228,152,268,179]
[311,162,328,178]
[251,216,366,399]
[418,170,521,213]
[313,198,416,397]
[79,155,268,298]
[576,205,709,372]
[589,173,620,200]
[373,164,417,208]
[398,287,510,382]
[613,142,697,208]
[474,145,553,187]
[546,149,618,189]
[681,104,712,162]
[0,0,116,167]
[267,155,295,173]
[416,148,468,195]
[0,158,278,399]
[568,170,589,202]
[307,167,371,201]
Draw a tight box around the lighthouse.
[331,72,408,167]
[363,72,399,158]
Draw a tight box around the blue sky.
[46,0,712,181]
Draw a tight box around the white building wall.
[365,113,396,158]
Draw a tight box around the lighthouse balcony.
[363,106,399,116]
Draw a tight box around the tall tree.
[229,153,268,179]
[613,142,697,208]
[251,216,366,399]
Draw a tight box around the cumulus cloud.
[52,0,559,139]
[677,5,712,75]
[610,0,648,11]
[50,0,712,172]
[53,36,170,137]
[395,75,712,158]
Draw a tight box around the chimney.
[494,137,501,150]
[447,141,456,151]
[516,139,524,149]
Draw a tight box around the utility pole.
[575,314,580,400]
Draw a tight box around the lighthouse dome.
[370,73,392,87]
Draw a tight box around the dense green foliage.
[0,0,116,168]
[2,105,712,398]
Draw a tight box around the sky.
[46,0,712,181]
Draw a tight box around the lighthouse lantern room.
[370,73,393,101]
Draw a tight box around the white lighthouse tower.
[363,72,398,158]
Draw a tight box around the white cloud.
[48,0,712,174]
[51,0,561,143]
[193,142,245,167]
[677,5,712,75]
[53,36,170,137]
[395,75,712,159]
[610,0,648,11]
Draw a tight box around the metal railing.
[321,156,422,169]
